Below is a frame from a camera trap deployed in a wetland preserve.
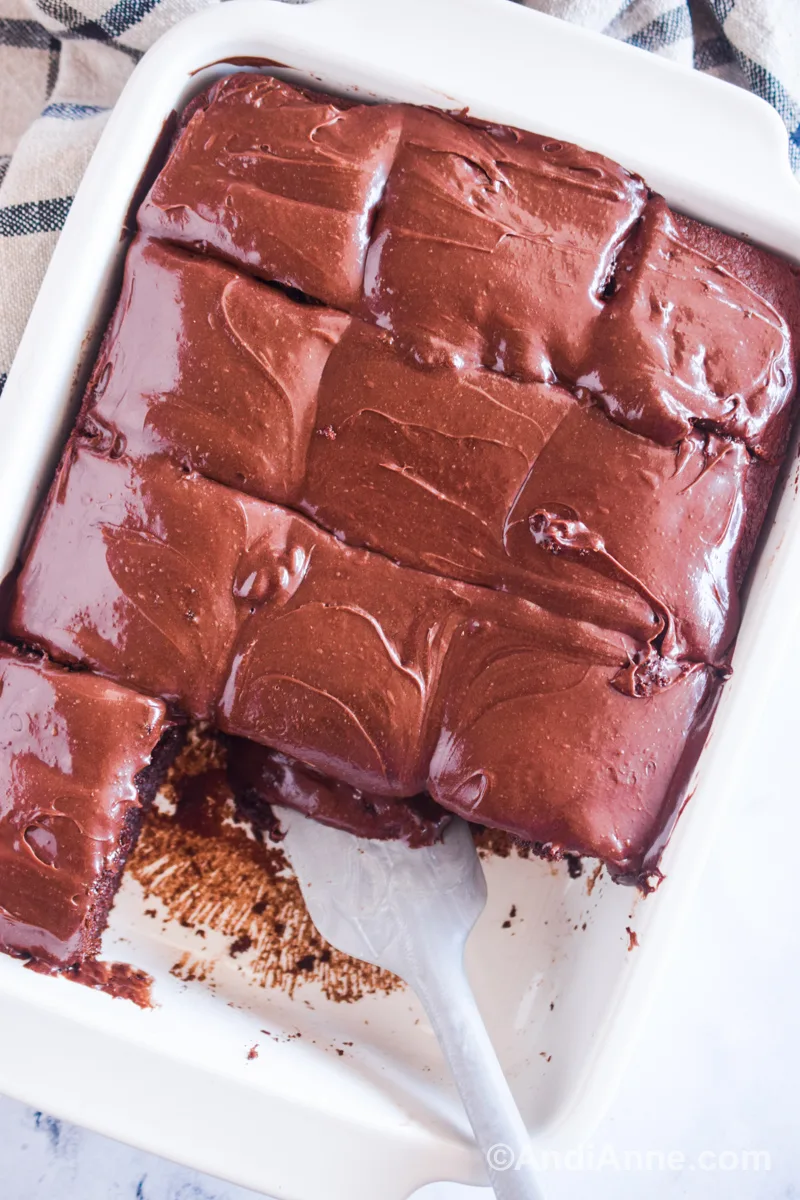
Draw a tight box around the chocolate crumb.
[586,863,603,895]
[25,958,154,1008]
[229,933,253,958]
[565,854,583,878]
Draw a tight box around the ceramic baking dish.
[1,0,800,1196]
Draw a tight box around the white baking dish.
[1,1,800,1196]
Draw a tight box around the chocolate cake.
[7,73,800,897]
[225,737,450,848]
[138,74,402,310]
[78,246,769,664]
[0,645,172,966]
[7,442,277,718]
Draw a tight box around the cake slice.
[138,74,402,310]
[225,737,450,848]
[0,645,173,967]
[361,107,646,379]
[580,198,800,458]
[8,441,277,718]
[81,236,349,502]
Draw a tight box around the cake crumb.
[586,864,603,895]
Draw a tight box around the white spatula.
[277,808,542,1200]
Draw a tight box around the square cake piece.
[579,199,800,458]
[361,107,646,380]
[82,237,349,502]
[0,645,171,966]
[8,441,276,718]
[217,502,473,797]
[138,74,402,310]
[429,616,718,881]
[303,321,760,663]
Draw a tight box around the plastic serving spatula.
[277,808,542,1200]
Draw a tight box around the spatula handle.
[412,948,543,1200]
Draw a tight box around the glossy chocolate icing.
[580,199,799,458]
[305,322,758,662]
[136,74,799,461]
[9,442,277,718]
[430,622,718,879]
[225,737,450,847]
[362,107,647,381]
[10,432,717,879]
[80,246,765,664]
[0,645,168,965]
[138,74,402,310]
[9,75,799,886]
[84,236,349,501]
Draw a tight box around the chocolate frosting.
[305,321,756,662]
[84,236,349,502]
[225,737,450,848]
[136,73,799,461]
[11,435,714,877]
[138,74,402,310]
[9,442,278,718]
[580,199,798,458]
[8,74,799,886]
[362,107,647,382]
[0,645,167,965]
[78,241,763,664]
[430,622,718,879]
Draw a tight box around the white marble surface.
[2,665,798,1200]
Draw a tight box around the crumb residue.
[26,958,154,1008]
[626,926,639,951]
[586,863,604,896]
[565,853,583,879]
[170,952,210,984]
[474,828,596,886]
[128,727,400,1003]
[474,827,533,859]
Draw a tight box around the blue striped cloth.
[0,0,798,391]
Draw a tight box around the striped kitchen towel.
[1,0,799,393]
